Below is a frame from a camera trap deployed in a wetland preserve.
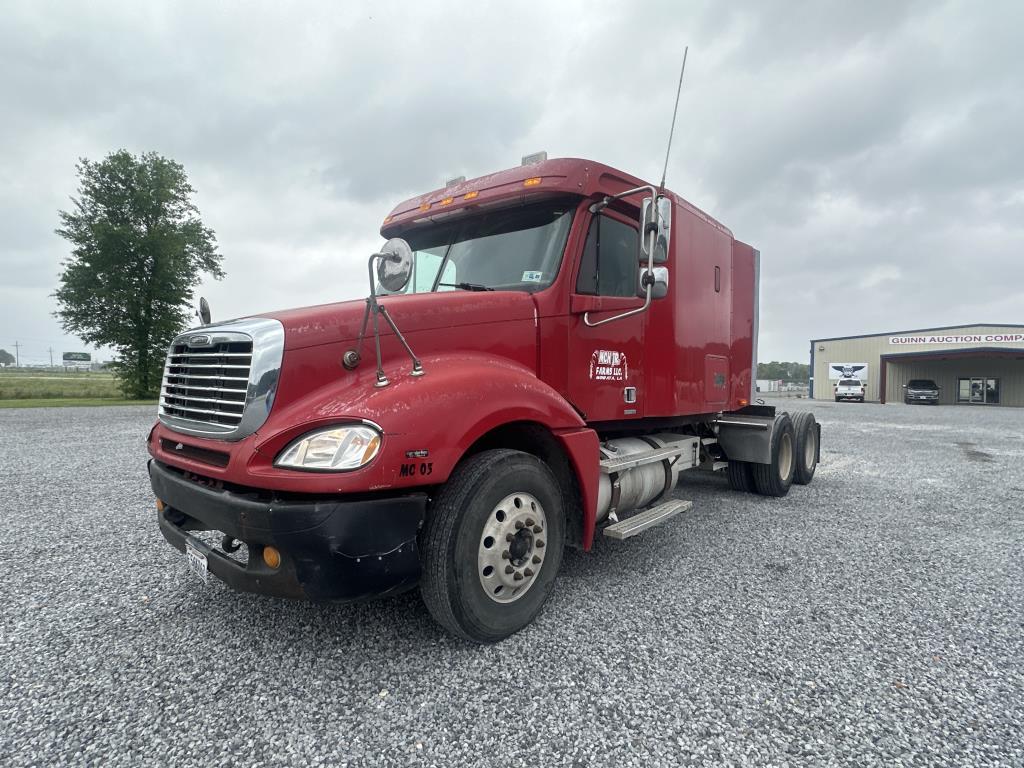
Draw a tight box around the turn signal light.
[739,398,748,406]
[155,498,165,513]
[263,546,282,570]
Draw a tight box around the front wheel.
[419,449,565,643]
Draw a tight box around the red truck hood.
[259,290,538,350]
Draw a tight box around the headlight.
[274,424,382,471]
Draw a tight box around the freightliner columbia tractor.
[148,155,821,642]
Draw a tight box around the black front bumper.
[149,460,427,602]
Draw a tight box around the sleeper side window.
[575,215,639,297]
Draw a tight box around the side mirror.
[640,196,672,264]
[198,296,211,325]
[638,266,669,299]
[375,238,414,293]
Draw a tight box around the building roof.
[811,323,1024,343]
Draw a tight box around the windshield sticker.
[522,270,543,283]
[590,350,628,381]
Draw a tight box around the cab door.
[566,211,646,423]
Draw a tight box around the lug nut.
[506,533,515,542]
[501,551,510,560]
[524,568,534,577]
[525,518,535,527]
[533,526,542,533]
[532,555,541,564]
[514,521,524,530]
[513,572,524,581]
[536,540,545,548]
[505,565,514,574]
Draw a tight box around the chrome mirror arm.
[343,250,425,385]
[584,184,660,328]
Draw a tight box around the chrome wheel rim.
[478,492,547,604]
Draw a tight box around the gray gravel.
[1,401,1022,766]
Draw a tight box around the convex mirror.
[638,266,669,299]
[376,238,414,293]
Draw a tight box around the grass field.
[0,368,154,407]
[0,398,157,409]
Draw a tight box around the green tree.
[54,150,223,398]
[757,361,809,382]
[0,349,15,367]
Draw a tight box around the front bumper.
[906,393,939,403]
[149,460,427,602]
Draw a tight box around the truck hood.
[260,291,539,351]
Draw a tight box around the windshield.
[839,379,862,386]
[395,199,576,294]
[908,379,937,389]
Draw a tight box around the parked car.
[834,378,865,402]
[903,378,940,404]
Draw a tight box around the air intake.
[158,318,284,441]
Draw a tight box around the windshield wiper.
[437,282,494,292]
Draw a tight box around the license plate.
[185,542,209,584]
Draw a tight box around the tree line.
[757,361,809,383]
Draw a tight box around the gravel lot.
[1,401,1022,766]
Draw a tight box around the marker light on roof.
[419,202,431,211]
[463,191,478,200]
[440,197,454,206]
[524,177,542,187]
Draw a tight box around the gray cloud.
[1,0,1021,365]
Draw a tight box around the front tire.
[752,413,796,497]
[420,449,565,643]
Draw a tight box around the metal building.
[810,324,1024,406]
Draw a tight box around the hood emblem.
[188,334,213,347]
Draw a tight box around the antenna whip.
[659,45,688,192]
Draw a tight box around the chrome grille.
[158,318,284,441]
[161,340,252,428]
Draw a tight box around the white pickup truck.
[834,378,866,402]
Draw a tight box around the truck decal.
[590,350,628,381]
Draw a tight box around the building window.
[957,377,1000,404]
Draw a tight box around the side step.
[599,442,695,474]
[603,499,693,540]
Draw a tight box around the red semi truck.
[147,156,821,642]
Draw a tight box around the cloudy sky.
[2,0,1022,365]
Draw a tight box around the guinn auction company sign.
[889,333,1024,345]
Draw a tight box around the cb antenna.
[659,45,689,193]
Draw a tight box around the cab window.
[575,215,638,297]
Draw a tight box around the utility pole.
[13,341,21,367]
[48,347,54,367]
